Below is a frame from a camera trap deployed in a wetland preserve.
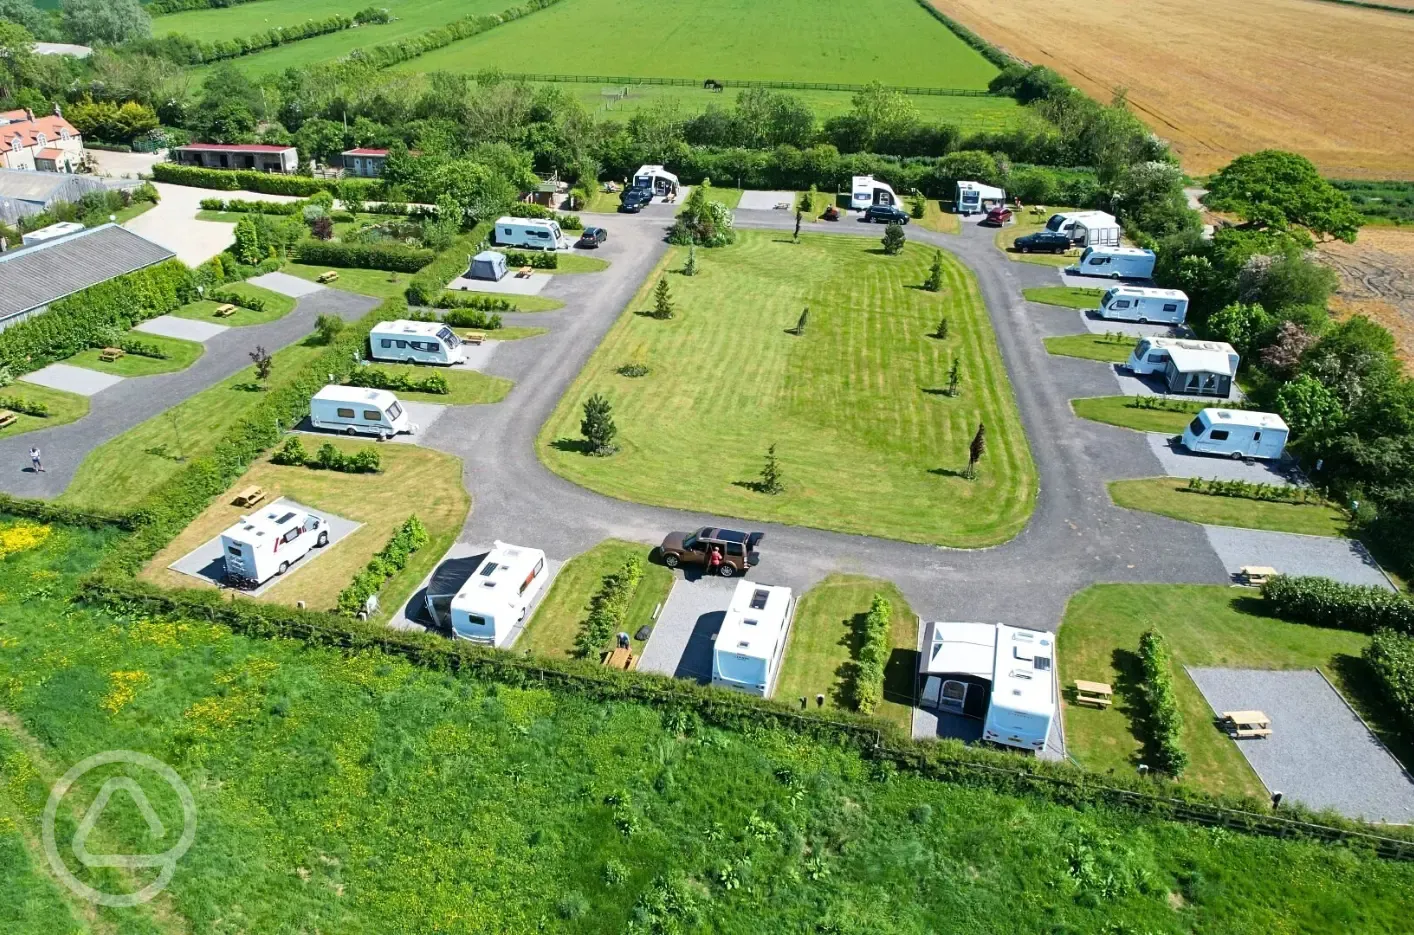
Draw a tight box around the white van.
[1182,408,1288,460]
[369,320,463,366]
[1071,245,1155,280]
[493,216,571,251]
[437,541,549,646]
[851,175,900,211]
[220,506,328,588]
[981,624,1056,753]
[309,385,415,438]
[1099,286,1188,324]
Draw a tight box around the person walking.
[28,446,42,473]
[708,546,723,576]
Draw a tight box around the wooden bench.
[0,409,16,429]
[1239,565,1279,587]
[1073,680,1114,708]
[1221,710,1272,739]
[316,270,340,284]
[214,303,237,318]
[516,265,534,278]
[232,485,266,508]
[462,330,486,346]
[98,347,124,362]
[601,647,635,671]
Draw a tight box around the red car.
[983,206,1014,226]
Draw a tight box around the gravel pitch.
[1186,667,1414,822]
[1203,525,1395,590]
[638,576,737,682]
[135,315,229,343]
[248,271,327,298]
[1111,366,1243,401]
[18,363,123,396]
[1145,433,1297,484]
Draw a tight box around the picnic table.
[1221,710,1272,739]
[462,330,486,346]
[316,270,339,283]
[214,303,237,318]
[516,265,533,278]
[601,647,635,670]
[0,409,16,429]
[232,485,266,508]
[99,347,124,362]
[1239,565,1279,587]
[1073,680,1114,708]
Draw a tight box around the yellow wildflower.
[101,670,149,715]
[0,522,50,559]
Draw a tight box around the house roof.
[0,224,175,322]
[0,114,79,148]
[33,42,93,58]
[175,143,295,154]
[342,148,388,157]
[35,148,64,160]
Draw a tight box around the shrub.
[617,363,650,378]
[0,395,49,417]
[573,556,644,658]
[293,241,434,273]
[200,198,305,216]
[271,436,307,466]
[1261,575,1414,635]
[404,223,490,306]
[336,516,428,616]
[506,202,584,230]
[1364,630,1414,740]
[1182,475,1325,505]
[152,162,380,199]
[314,314,345,344]
[882,222,906,255]
[501,250,558,270]
[208,289,267,313]
[118,338,168,359]
[346,367,449,395]
[852,594,891,714]
[439,309,503,330]
[432,293,513,311]
[1138,629,1187,776]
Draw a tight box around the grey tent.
[468,250,507,281]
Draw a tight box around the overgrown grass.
[520,539,673,659]
[1024,286,1106,309]
[1043,333,1133,363]
[66,333,204,376]
[1071,395,1203,434]
[1108,478,1351,537]
[0,383,89,438]
[539,231,1037,547]
[171,282,296,327]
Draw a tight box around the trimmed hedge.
[131,15,355,66]
[200,198,305,216]
[501,249,558,269]
[428,293,514,311]
[152,162,381,199]
[207,289,266,313]
[0,495,138,530]
[507,202,584,230]
[292,240,434,273]
[1261,575,1413,635]
[347,366,449,395]
[1365,629,1414,741]
[1138,628,1188,776]
[441,309,503,330]
[271,436,380,474]
[574,555,644,658]
[336,0,568,72]
[852,594,891,714]
[404,222,490,306]
[337,516,429,616]
[909,0,1016,70]
[148,0,262,12]
[0,395,49,417]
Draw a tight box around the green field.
[5,527,1414,933]
[1043,333,1133,363]
[174,282,297,327]
[1024,286,1106,309]
[0,383,89,439]
[539,232,1037,546]
[66,333,205,377]
[520,539,673,659]
[1109,477,1351,538]
[1071,395,1206,435]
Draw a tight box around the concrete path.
[738,190,796,211]
[20,364,123,396]
[248,271,326,298]
[448,273,551,296]
[123,183,300,267]
[1204,526,1395,590]
[135,315,230,343]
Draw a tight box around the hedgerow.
[346,367,449,395]
[0,495,138,530]
[573,555,643,658]
[207,288,266,313]
[506,202,584,230]
[336,515,429,616]
[851,594,891,714]
[1261,575,1414,635]
[130,15,356,66]
[404,222,490,306]
[199,198,305,216]
[271,437,380,474]
[0,395,49,417]
[336,0,568,72]
[151,162,381,199]
[1138,628,1188,776]
[501,249,558,269]
[1364,629,1414,741]
[292,240,434,273]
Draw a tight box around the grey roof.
[0,224,176,321]
[0,168,110,206]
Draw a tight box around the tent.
[468,250,507,281]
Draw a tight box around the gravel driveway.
[124,183,300,267]
[1145,434,1297,484]
[1203,526,1395,590]
[638,576,737,681]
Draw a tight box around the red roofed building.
[0,108,83,173]
[341,148,389,178]
[173,143,299,174]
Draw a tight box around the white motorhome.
[309,385,415,438]
[440,541,549,646]
[1071,245,1155,280]
[1099,285,1189,324]
[492,216,571,251]
[1182,408,1288,460]
[711,581,796,698]
[220,505,328,588]
[955,180,1006,215]
[851,175,900,211]
[369,320,463,366]
[632,164,679,197]
[981,624,1056,752]
[1046,210,1121,246]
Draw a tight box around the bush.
[118,338,168,359]
[273,436,380,473]
[337,515,428,616]
[200,198,305,216]
[573,556,644,658]
[207,289,267,313]
[293,240,434,273]
[431,293,513,312]
[1182,475,1325,505]
[439,309,503,330]
[152,162,381,200]
[0,395,49,417]
[346,366,449,395]
[506,202,584,230]
[501,250,558,270]
[404,223,490,306]
[1261,576,1414,635]
[851,594,891,714]
[271,436,307,466]
[1364,629,1414,741]
[1138,628,1188,776]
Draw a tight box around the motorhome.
[1046,210,1121,246]
[492,216,571,251]
[955,180,1006,215]
[309,385,415,438]
[439,541,549,646]
[850,175,900,211]
[1126,336,1239,398]
[632,164,679,197]
[1182,408,1288,460]
[918,621,1056,752]
[1098,285,1189,324]
[981,624,1056,752]
[1071,245,1156,280]
[711,581,796,697]
[369,320,463,366]
[220,505,328,588]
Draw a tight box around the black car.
[619,187,653,213]
[1012,231,1073,254]
[577,226,608,248]
[864,204,909,224]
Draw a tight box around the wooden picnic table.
[232,485,265,508]
[1240,565,1279,587]
[99,347,124,362]
[516,265,534,278]
[214,303,237,318]
[462,330,486,345]
[1221,710,1272,739]
[601,647,635,670]
[1073,680,1113,708]
[0,409,16,429]
[317,270,340,283]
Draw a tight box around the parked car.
[658,527,764,577]
[982,206,1014,226]
[863,204,909,224]
[1012,231,1073,254]
[619,187,653,213]
[577,226,608,248]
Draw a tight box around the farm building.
[341,148,389,178]
[172,143,299,174]
[0,168,114,224]
[1126,336,1239,397]
[711,581,796,698]
[919,621,1057,752]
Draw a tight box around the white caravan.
[309,385,415,438]
[492,216,571,251]
[1182,408,1288,460]
[369,320,463,366]
[1126,336,1237,375]
[1046,210,1121,246]
[851,175,900,211]
[1099,285,1189,324]
[981,624,1056,753]
[632,164,679,196]
[442,541,549,646]
[955,180,1006,215]
[1071,245,1155,280]
[220,505,328,588]
[711,581,796,698]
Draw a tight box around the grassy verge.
[486,326,548,341]
[996,211,1082,267]
[139,436,468,614]
[113,200,157,224]
[915,200,961,235]
[284,262,413,300]
[173,282,297,327]
[0,384,89,438]
[1108,478,1350,537]
[583,189,623,213]
[519,539,673,660]
[539,231,1036,547]
[359,363,512,404]
[774,575,918,734]
[1043,333,1133,363]
[1024,286,1105,309]
[1071,395,1203,434]
[678,187,743,212]
[66,333,204,376]
[545,252,609,274]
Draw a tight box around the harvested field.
[929,0,1414,178]
[1320,227,1414,366]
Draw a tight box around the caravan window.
[480,562,499,577]
[502,227,512,236]
[363,410,382,421]
[1187,417,1205,436]
[227,545,242,556]
[1163,303,1178,312]
[1147,353,1166,363]
[1210,429,1229,441]
[1113,300,1131,309]
[380,339,392,348]
[337,407,355,418]
[387,402,403,420]
[519,558,545,595]
[1088,256,1110,266]
[437,327,458,346]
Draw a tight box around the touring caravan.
[1126,337,1239,398]
[492,216,571,251]
[632,164,679,197]
[1182,408,1288,460]
[440,541,549,646]
[369,320,463,366]
[982,624,1056,752]
[1071,245,1156,280]
[955,180,1006,215]
[918,620,998,720]
[851,175,900,211]
[1046,211,1121,247]
[711,581,796,698]
[220,505,328,588]
[309,385,415,438]
[1099,286,1189,324]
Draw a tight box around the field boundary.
[1301,0,1414,13]
[495,72,997,97]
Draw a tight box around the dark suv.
[619,187,653,213]
[577,226,608,248]
[1012,231,1073,254]
[658,527,763,577]
[864,204,909,224]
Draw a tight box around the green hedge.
[404,222,490,306]
[507,202,584,230]
[131,15,355,66]
[573,555,643,658]
[271,437,380,474]
[337,516,429,616]
[148,0,262,12]
[152,162,381,199]
[200,198,305,216]
[1261,575,1413,635]
[0,395,48,416]
[852,594,891,714]
[346,366,449,395]
[1139,628,1188,776]
[0,495,138,530]
[501,249,558,269]
[908,0,1016,70]
[337,0,568,72]
[292,240,434,273]
[1365,629,1414,742]
[207,288,266,313]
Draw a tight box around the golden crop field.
[930,0,1414,178]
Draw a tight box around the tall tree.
[881,221,905,256]
[0,20,35,101]
[1206,150,1363,243]
[923,251,944,292]
[652,278,674,320]
[759,444,784,495]
[61,0,150,45]
[966,422,987,479]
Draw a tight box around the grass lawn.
[1024,286,1105,309]
[583,189,623,214]
[1071,395,1205,435]
[284,262,412,300]
[0,383,88,438]
[174,282,297,327]
[548,252,610,274]
[539,231,1036,546]
[66,333,204,376]
[1043,333,1134,363]
[476,326,547,341]
[679,187,743,212]
[1059,584,1410,798]
[915,200,961,235]
[358,362,512,405]
[996,211,1082,267]
[1108,477,1350,537]
[140,437,468,616]
[113,199,157,224]
[519,539,673,660]
[774,575,918,734]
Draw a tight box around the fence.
[497,72,997,97]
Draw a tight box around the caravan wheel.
[405,357,416,366]
[345,426,357,436]
[1230,451,1245,461]
[317,531,329,547]
[1138,317,1149,324]
[278,561,289,575]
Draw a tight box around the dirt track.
[1319,228,1414,365]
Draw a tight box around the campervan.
[220,505,328,588]
[851,175,900,211]
[632,164,679,197]
[1046,211,1121,247]
[1099,286,1189,324]
[981,624,1056,752]
[1182,408,1288,460]
[1071,245,1155,280]
[492,216,571,251]
[711,581,795,698]
[439,541,549,647]
[369,320,463,366]
[955,180,1006,215]
[309,385,415,438]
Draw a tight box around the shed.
[468,250,507,281]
